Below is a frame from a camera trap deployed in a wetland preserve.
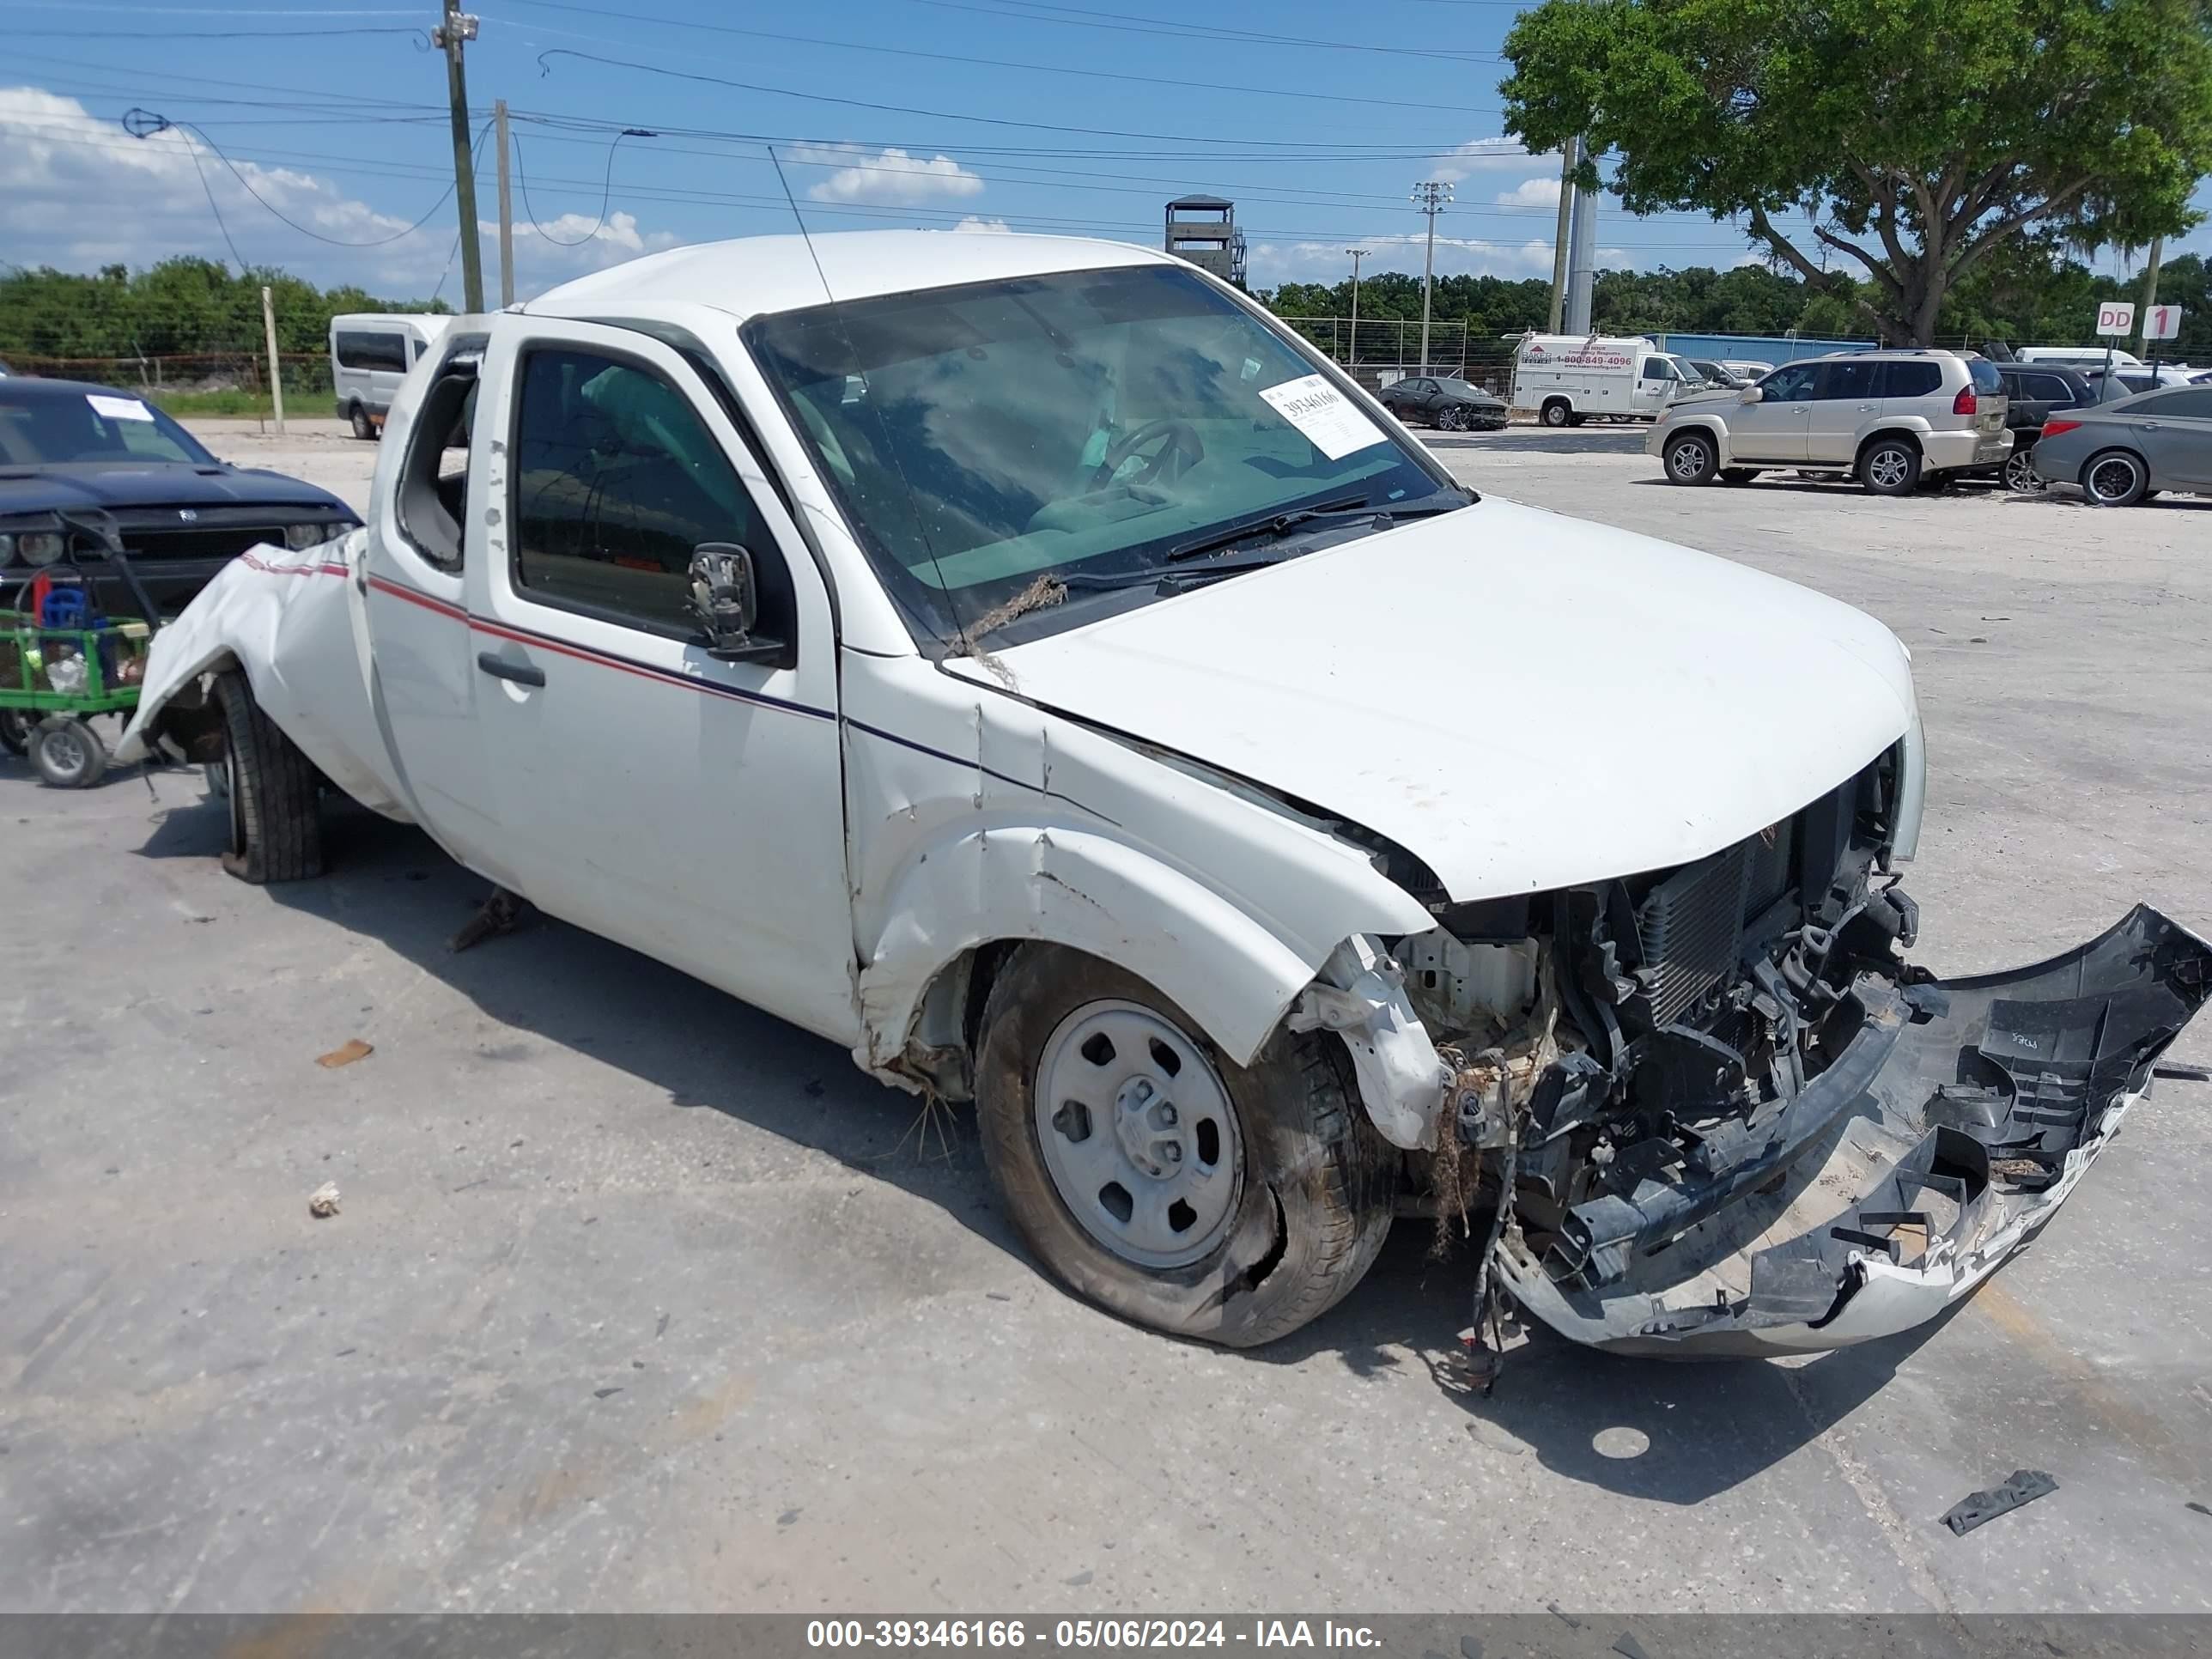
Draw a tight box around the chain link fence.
[4,352,336,414]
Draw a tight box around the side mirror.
[1738,386,1764,404]
[686,543,787,665]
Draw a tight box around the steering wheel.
[1091,417,1203,489]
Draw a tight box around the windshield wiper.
[1163,486,1472,564]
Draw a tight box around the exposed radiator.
[1638,842,1754,1028]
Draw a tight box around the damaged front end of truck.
[1365,754,2210,1358]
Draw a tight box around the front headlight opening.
[18,531,64,566]
[284,522,328,550]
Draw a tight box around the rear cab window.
[1968,360,2004,396]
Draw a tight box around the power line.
[121,108,481,246]
[906,0,1499,62]
[14,24,429,37]
[484,0,1494,115]
[511,125,652,245]
[531,48,1487,149]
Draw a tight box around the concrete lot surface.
[3,422,2208,1614]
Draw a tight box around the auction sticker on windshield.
[1257,374,1386,461]
[88,393,155,422]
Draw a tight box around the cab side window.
[512,347,769,633]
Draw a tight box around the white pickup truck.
[120,231,2208,1355]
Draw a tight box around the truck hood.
[951,497,1917,900]
[0,463,347,517]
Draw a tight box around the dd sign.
[2095,301,2136,336]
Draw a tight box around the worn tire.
[974,945,1398,1348]
[0,707,32,757]
[1540,398,1572,428]
[31,715,106,788]
[1663,430,1718,485]
[1858,435,1922,496]
[349,404,376,441]
[215,669,323,883]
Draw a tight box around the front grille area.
[119,523,290,561]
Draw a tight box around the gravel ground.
[2,416,2207,1617]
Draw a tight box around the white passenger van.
[330,313,454,440]
[1510,333,1698,427]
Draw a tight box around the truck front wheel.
[215,670,323,883]
[974,945,1397,1348]
[1540,398,1572,428]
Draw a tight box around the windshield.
[743,264,1450,647]
[0,387,215,467]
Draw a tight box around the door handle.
[1858,403,1879,411]
[2139,421,2161,429]
[477,652,545,687]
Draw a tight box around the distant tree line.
[0,258,447,362]
[1259,248,2212,357]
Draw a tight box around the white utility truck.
[1510,332,1699,426]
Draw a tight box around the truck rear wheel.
[974,945,1397,1348]
[215,670,323,883]
[349,404,376,441]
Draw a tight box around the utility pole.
[1411,180,1452,374]
[1565,155,1596,335]
[495,98,515,307]
[258,283,286,435]
[1547,136,1578,333]
[1345,246,1365,367]
[2136,235,2166,358]
[434,0,484,313]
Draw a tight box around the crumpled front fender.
[1498,906,2211,1356]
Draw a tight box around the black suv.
[1993,363,2099,493]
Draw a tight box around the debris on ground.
[2187,1501,2210,1517]
[1942,1469,2057,1535]
[307,1182,341,1218]
[450,885,527,954]
[315,1038,373,1069]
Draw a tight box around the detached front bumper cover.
[1496,906,2211,1355]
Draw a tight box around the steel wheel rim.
[2088,456,2137,501]
[1544,404,1567,426]
[1033,999,1243,1270]
[1669,440,1708,479]
[2005,450,2041,492]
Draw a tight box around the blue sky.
[3,0,2204,302]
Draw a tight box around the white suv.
[1647,349,2011,495]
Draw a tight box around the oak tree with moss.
[1499,0,2212,343]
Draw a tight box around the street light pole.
[1345,246,1365,366]
[1411,180,1452,374]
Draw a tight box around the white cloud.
[1495,175,1563,210]
[1428,137,1559,185]
[0,87,678,299]
[790,143,984,205]
[949,216,1012,234]
[1248,232,1567,287]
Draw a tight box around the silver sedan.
[2032,383,2212,504]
